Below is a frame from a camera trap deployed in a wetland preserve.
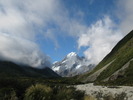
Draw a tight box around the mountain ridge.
[0,60,60,78]
[77,30,133,85]
[52,52,94,77]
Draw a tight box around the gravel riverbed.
[75,83,133,100]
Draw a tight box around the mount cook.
[52,52,94,77]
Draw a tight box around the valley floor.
[75,83,133,100]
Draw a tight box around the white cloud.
[0,33,51,68]
[78,16,123,64]
[77,0,133,64]
[0,0,85,46]
[117,0,133,34]
[0,0,61,67]
[0,0,62,40]
[78,34,90,48]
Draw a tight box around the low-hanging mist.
[0,33,51,68]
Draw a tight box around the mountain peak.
[67,52,77,58]
[52,52,94,77]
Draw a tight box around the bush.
[114,92,127,100]
[24,84,52,100]
[84,95,95,100]
[55,86,84,100]
[0,88,18,100]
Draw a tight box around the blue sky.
[0,0,133,68]
[38,0,118,61]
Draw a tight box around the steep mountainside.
[52,52,94,77]
[78,30,133,85]
[0,61,60,78]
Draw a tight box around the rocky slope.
[78,30,133,85]
[52,52,94,77]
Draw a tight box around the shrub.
[55,86,84,100]
[114,92,127,100]
[24,84,52,100]
[0,88,18,100]
[84,95,95,100]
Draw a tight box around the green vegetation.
[0,88,18,100]
[89,30,133,74]
[101,60,133,86]
[0,77,84,100]
[0,60,84,100]
[83,92,127,100]
[84,95,95,100]
[125,60,133,78]
[24,84,52,100]
[0,61,60,78]
[97,37,133,81]
[55,86,84,100]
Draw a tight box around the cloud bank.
[117,0,133,34]
[0,33,51,68]
[78,16,122,64]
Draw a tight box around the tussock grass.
[0,88,18,100]
[24,84,52,100]
[84,95,95,100]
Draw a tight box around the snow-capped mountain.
[52,52,95,77]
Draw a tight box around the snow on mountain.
[52,52,95,77]
[67,52,77,58]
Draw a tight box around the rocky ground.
[75,83,133,100]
